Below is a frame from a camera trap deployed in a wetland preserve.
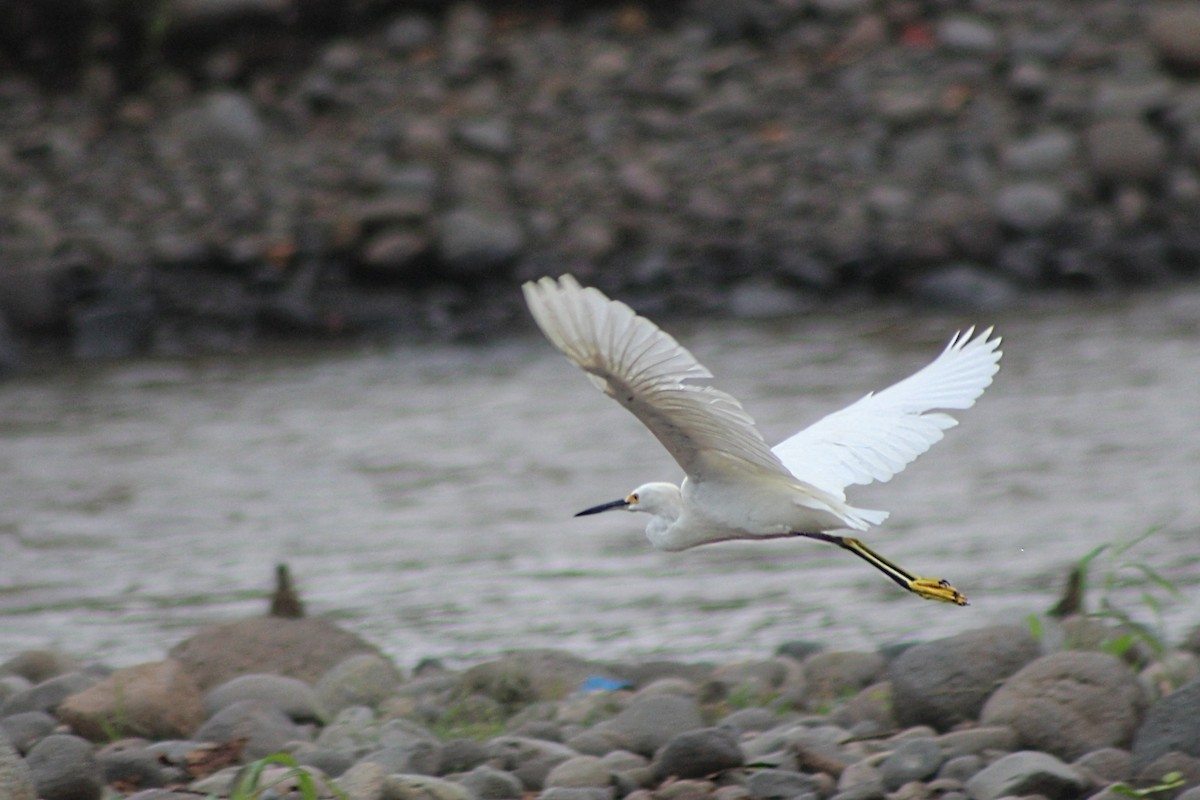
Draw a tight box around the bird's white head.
[575,482,680,519]
[575,482,684,550]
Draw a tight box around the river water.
[1,288,1198,670]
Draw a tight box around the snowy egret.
[522,275,1001,605]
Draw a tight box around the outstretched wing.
[523,275,791,483]
[771,327,1002,497]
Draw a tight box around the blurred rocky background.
[1,0,1199,364]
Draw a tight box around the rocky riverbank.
[2,614,1200,799]
[2,0,1200,367]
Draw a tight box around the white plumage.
[523,274,1002,604]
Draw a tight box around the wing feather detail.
[523,275,790,482]
[771,327,1002,496]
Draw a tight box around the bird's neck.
[641,483,684,551]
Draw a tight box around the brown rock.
[980,651,1146,760]
[169,617,387,692]
[1148,4,1200,71]
[1085,119,1168,182]
[57,660,203,741]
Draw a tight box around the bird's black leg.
[795,532,969,606]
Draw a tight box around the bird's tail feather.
[843,505,889,530]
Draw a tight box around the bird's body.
[523,274,1002,604]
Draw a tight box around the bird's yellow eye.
[628,493,639,504]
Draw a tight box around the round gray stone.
[880,737,943,790]
[654,727,744,780]
[994,183,1067,232]
[204,673,326,722]
[25,734,102,800]
[746,768,820,800]
[598,694,704,757]
[545,755,612,788]
[889,625,1040,731]
[193,699,307,761]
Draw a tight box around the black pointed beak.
[575,498,630,517]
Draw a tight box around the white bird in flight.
[523,274,1002,605]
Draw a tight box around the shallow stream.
[2,289,1198,668]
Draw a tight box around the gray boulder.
[596,694,704,757]
[317,653,405,714]
[879,737,942,790]
[980,651,1145,760]
[888,625,1040,730]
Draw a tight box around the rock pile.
[2,617,1200,800]
[1,1,1200,363]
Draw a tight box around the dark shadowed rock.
[654,727,744,780]
[888,625,1040,730]
[1131,676,1200,772]
[980,651,1145,760]
[25,734,103,800]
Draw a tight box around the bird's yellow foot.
[909,577,969,606]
